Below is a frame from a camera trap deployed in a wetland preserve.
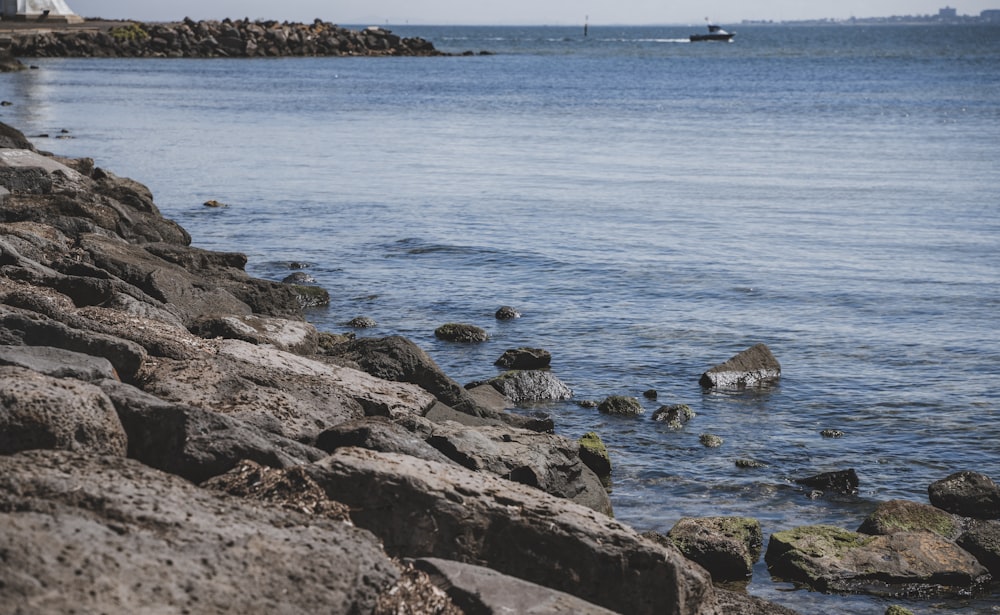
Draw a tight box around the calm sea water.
[3,23,999,613]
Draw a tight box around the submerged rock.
[699,343,781,389]
[597,395,643,416]
[795,469,859,495]
[494,346,551,369]
[652,403,695,429]
[434,322,489,343]
[494,305,520,320]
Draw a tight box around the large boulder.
[0,344,118,382]
[928,471,1000,520]
[699,343,780,389]
[857,499,963,540]
[598,395,644,416]
[307,447,716,615]
[0,122,35,150]
[957,519,1000,576]
[765,525,991,596]
[485,369,574,403]
[316,416,458,466]
[0,365,127,456]
[0,450,401,613]
[494,347,551,369]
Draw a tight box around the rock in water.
[699,343,781,389]
[928,471,1000,520]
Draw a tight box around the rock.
[820,429,845,438]
[857,499,963,540]
[434,322,489,343]
[347,316,377,328]
[652,404,695,429]
[0,450,400,614]
[494,347,551,369]
[331,335,493,418]
[735,458,768,469]
[316,416,457,466]
[463,383,513,415]
[597,395,643,416]
[0,122,35,151]
[188,313,319,354]
[699,434,724,448]
[486,369,574,403]
[928,471,1000,520]
[795,469,859,495]
[885,607,915,615]
[203,198,228,207]
[282,271,315,284]
[643,389,658,400]
[765,525,991,596]
[425,421,613,515]
[0,344,118,382]
[0,365,127,456]
[495,305,520,320]
[578,431,612,483]
[412,557,619,615]
[307,447,717,615]
[100,379,325,484]
[140,339,435,444]
[665,516,763,582]
[699,343,781,389]
[957,519,1000,576]
[375,561,462,615]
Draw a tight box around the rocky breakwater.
[8,17,444,58]
[0,121,795,614]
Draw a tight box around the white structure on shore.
[1,0,83,23]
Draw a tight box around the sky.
[66,1,998,25]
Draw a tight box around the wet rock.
[699,433,724,448]
[486,369,574,403]
[820,429,845,438]
[652,403,695,429]
[885,606,915,615]
[347,316,377,328]
[795,469,859,495]
[765,524,990,596]
[412,557,618,615]
[434,322,489,342]
[597,395,643,416]
[0,365,127,456]
[307,447,716,615]
[699,343,781,389]
[643,389,658,400]
[494,346,551,369]
[578,431,612,483]
[202,198,229,207]
[857,499,963,540]
[666,516,763,582]
[928,471,1000,520]
[0,450,399,614]
[957,519,1000,576]
[281,270,315,284]
[735,458,768,469]
[495,305,520,320]
[100,379,325,484]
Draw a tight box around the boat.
[689,23,735,42]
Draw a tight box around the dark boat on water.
[690,23,735,42]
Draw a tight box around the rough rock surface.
[928,471,1000,520]
[0,450,400,614]
[598,395,644,416]
[494,346,552,369]
[0,343,117,381]
[578,431,612,482]
[308,447,715,615]
[0,365,127,456]
[858,499,963,540]
[667,517,764,582]
[699,343,781,389]
[487,369,574,403]
[765,524,991,596]
[795,468,859,495]
[652,403,696,429]
[434,322,489,342]
[958,520,1000,576]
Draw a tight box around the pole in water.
[584,15,589,37]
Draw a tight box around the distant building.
[0,0,83,23]
[982,9,1000,20]
[938,6,958,18]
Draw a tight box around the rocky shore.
[1,120,998,613]
[2,17,447,59]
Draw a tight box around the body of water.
[3,23,999,613]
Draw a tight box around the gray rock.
[765,524,991,596]
[857,499,963,540]
[929,471,1000,520]
[699,434,724,448]
[495,347,551,369]
[0,450,399,614]
[0,344,117,382]
[347,316,377,328]
[958,519,1000,576]
[0,122,36,150]
[413,557,619,615]
[0,365,127,456]
[665,517,763,582]
[699,343,781,389]
[795,469,859,495]
[495,305,520,320]
[100,379,325,484]
[188,313,319,354]
[487,370,573,403]
[434,322,489,343]
[652,404,695,429]
[316,416,457,466]
[307,447,716,615]
[578,431,612,483]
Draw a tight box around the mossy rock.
[858,499,962,540]
[885,606,915,615]
[597,395,643,416]
[668,516,763,582]
[289,283,330,308]
[109,23,150,42]
[651,404,695,429]
[434,323,489,343]
[578,432,611,483]
[699,434,724,448]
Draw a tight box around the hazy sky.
[67,1,997,25]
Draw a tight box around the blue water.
[3,23,999,613]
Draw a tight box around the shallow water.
[3,23,999,613]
